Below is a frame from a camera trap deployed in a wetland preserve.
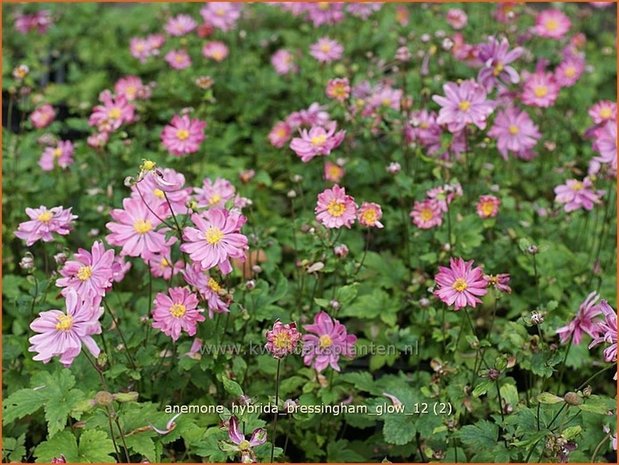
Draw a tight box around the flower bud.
[94,391,114,407]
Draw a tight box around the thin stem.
[446,206,454,255]
[555,333,573,392]
[271,358,282,462]
[590,433,610,462]
[353,229,372,277]
[103,300,137,370]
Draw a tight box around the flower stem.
[271,358,282,462]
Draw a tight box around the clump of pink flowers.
[39,140,74,171]
[165,49,191,70]
[534,9,571,40]
[434,257,488,310]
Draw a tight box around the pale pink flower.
[133,168,192,216]
[39,140,74,171]
[324,161,345,183]
[114,76,150,101]
[182,263,230,318]
[165,49,191,70]
[554,57,585,88]
[87,131,109,149]
[202,41,229,62]
[410,199,443,229]
[476,195,501,219]
[149,253,183,280]
[180,208,248,274]
[28,289,103,367]
[554,178,603,212]
[446,8,468,29]
[588,101,616,125]
[306,2,344,27]
[309,37,344,63]
[266,321,302,359]
[111,255,131,283]
[200,2,242,31]
[477,37,523,91]
[165,14,197,36]
[434,257,488,310]
[556,292,603,345]
[315,185,357,229]
[271,49,298,75]
[357,202,384,228]
[488,107,541,160]
[302,311,356,372]
[589,301,617,364]
[521,71,560,108]
[591,121,617,172]
[290,122,345,163]
[269,121,292,148]
[130,35,165,62]
[30,104,56,129]
[194,177,236,208]
[152,287,205,341]
[15,206,77,246]
[433,80,494,132]
[484,273,511,294]
[56,241,115,302]
[226,416,267,463]
[88,90,135,133]
[326,78,350,102]
[347,3,382,19]
[426,183,463,213]
[15,10,52,34]
[534,9,571,39]
[161,114,206,157]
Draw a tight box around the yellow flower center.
[135,43,145,52]
[600,107,613,119]
[215,7,226,16]
[133,219,153,234]
[534,85,548,98]
[273,332,292,350]
[204,227,224,245]
[276,128,287,138]
[208,277,222,293]
[108,108,122,120]
[311,134,327,147]
[420,208,433,222]
[361,209,377,225]
[319,334,333,349]
[176,129,189,140]
[160,258,170,268]
[564,66,576,78]
[545,19,558,31]
[154,188,165,199]
[238,439,251,452]
[142,160,156,171]
[53,148,63,158]
[571,181,584,191]
[125,85,137,98]
[55,314,74,331]
[481,201,495,217]
[333,85,347,98]
[319,43,332,53]
[209,194,222,205]
[458,100,471,111]
[175,54,185,63]
[211,50,225,61]
[37,211,53,223]
[77,266,93,281]
[326,200,346,217]
[508,125,519,135]
[318,2,330,10]
[493,62,504,76]
[452,278,468,292]
[169,303,187,318]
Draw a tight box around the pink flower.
[165,49,191,70]
[347,3,382,19]
[554,57,585,88]
[309,37,344,63]
[368,86,403,112]
[133,168,192,216]
[589,301,617,364]
[165,14,197,36]
[106,196,171,260]
[111,255,131,283]
[434,257,488,310]
[556,292,604,345]
[426,183,463,212]
[28,289,103,367]
[152,287,205,341]
[88,90,135,133]
[334,244,349,258]
[200,2,242,31]
[266,321,302,358]
[554,178,603,212]
[202,41,229,62]
[484,273,511,294]
[326,78,350,102]
[182,263,230,318]
[39,140,74,171]
[194,177,236,208]
[226,416,266,463]
[306,2,345,27]
[589,101,616,125]
[477,37,523,91]
[488,107,540,160]
[324,161,345,183]
[592,121,617,172]
[114,76,150,101]
[87,132,109,149]
[271,49,298,75]
[269,121,292,148]
[30,104,56,129]
[534,9,571,39]
[290,122,345,163]
[521,71,560,108]
[161,114,206,157]
[15,206,77,246]
[180,208,248,274]
[357,202,384,228]
[476,195,501,219]
[302,311,356,372]
[149,253,183,280]
[56,241,115,303]
[315,185,357,229]
[446,8,468,29]
[130,34,165,62]
[433,80,494,133]
[15,10,52,34]
[410,199,443,229]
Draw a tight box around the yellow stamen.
[141,160,156,171]
[169,303,186,318]
[319,334,333,349]
[310,134,327,146]
[571,181,584,191]
[209,194,222,205]
[133,219,153,234]
[238,439,251,452]
[208,277,222,293]
[160,258,170,268]
[326,200,346,217]
[273,332,292,350]
[37,211,53,223]
[493,63,504,76]
[154,189,165,199]
[108,108,122,120]
[204,227,224,245]
[420,208,433,222]
[55,314,73,331]
[176,129,189,140]
[361,209,377,225]
[458,100,471,111]
[545,19,558,31]
[564,66,576,78]
[534,85,548,98]
[508,125,519,135]
[481,201,495,217]
[53,148,63,158]
[600,107,612,119]
[77,266,93,281]
[452,278,468,292]
[319,43,332,53]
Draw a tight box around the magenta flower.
[202,41,229,62]
[56,241,115,303]
[589,301,617,364]
[15,10,52,34]
[534,9,571,39]
[357,202,384,228]
[554,178,603,212]
[269,121,292,148]
[15,206,77,246]
[114,75,150,101]
[290,122,345,163]
[266,321,302,359]
[521,71,559,108]
[484,273,511,294]
[315,185,357,229]
[302,312,356,372]
[161,114,206,157]
[30,104,56,129]
[152,287,205,342]
[106,196,171,260]
[165,14,197,36]
[555,57,585,88]
[165,49,191,70]
[326,78,351,102]
[271,49,297,75]
[476,195,501,219]
[194,177,236,208]
[488,107,541,160]
[225,416,267,463]
[556,292,604,345]
[410,199,443,229]
[446,8,468,29]
[133,168,192,216]
[309,37,344,63]
[181,208,248,275]
[200,2,242,31]
[88,90,135,133]
[39,140,74,171]
[433,80,494,133]
[182,263,230,318]
[434,258,488,310]
[477,37,523,91]
[28,289,103,367]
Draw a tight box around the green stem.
[271,358,282,462]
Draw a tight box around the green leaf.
[537,392,564,404]
[326,439,365,462]
[222,376,244,397]
[458,420,499,449]
[472,380,492,398]
[577,395,615,415]
[3,388,47,424]
[77,430,116,462]
[35,430,79,462]
[125,434,157,462]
